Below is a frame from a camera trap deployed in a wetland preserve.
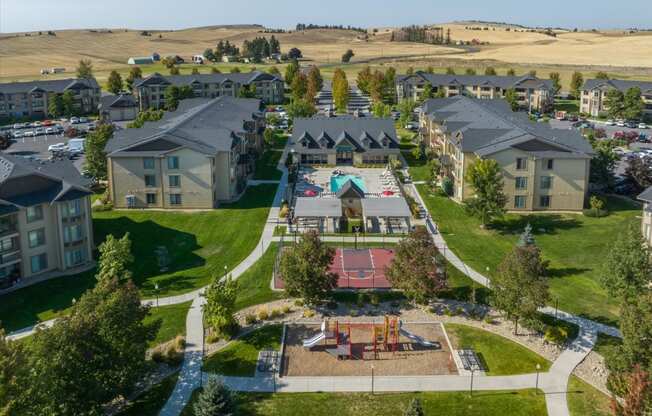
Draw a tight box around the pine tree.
[404,398,425,416]
[193,378,237,416]
[518,223,536,247]
[125,66,143,91]
[76,59,93,79]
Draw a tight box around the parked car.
[48,143,67,152]
[79,117,89,123]
[626,121,639,128]
[45,127,56,135]
[639,123,649,129]
[616,120,626,127]
[67,138,85,154]
[605,119,615,126]
[34,128,46,136]
[23,130,35,137]
[12,123,25,129]
[12,131,23,139]
[70,117,80,124]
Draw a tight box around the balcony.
[0,250,21,266]
[64,237,86,248]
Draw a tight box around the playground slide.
[302,332,326,348]
[399,328,437,347]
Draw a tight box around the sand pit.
[281,322,457,377]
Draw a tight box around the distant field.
[1,23,651,91]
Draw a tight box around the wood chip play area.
[281,319,457,377]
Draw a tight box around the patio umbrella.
[382,190,394,196]
[304,189,318,197]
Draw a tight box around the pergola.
[292,197,342,233]
[361,197,412,234]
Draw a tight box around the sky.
[1,0,651,33]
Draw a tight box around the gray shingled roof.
[99,93,137,110]
[0,78,100,95]
[638,186,652,203]
[422,96,593,158]
[0,153,91,208]
[361,197,411,218]
[133,71,282,89]
[294,197,342,217]
[290,116,400,155]
[582,78,652,93]
[397,71,553,90]
[105,96,262,156]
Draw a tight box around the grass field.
[445,324,550,375]
[567,376,612,416]
[181,390,546,416]
[253,150,282,180]
[145,301,192,347]
[118,372,179,416]
[203,324,283,376]
[234,244,284,311]
[417,185,639,325]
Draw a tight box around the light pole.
[154,283,159,307]
[535,363,541,393]
[224,265,228,279]
[371,364,375,395]
[470,368,475,396]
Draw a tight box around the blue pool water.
[331,175,366,193]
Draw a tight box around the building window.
[516,158,528,170]
[145,175,156,187]
[167,156,179,169]
[64,224,83,244]
[28,228,45,248]
[62,199,82,218]
[540,195,551,208]
[146,193,157,204]
[30,253,48,273]
[514,195,527,209]
[544,159,554,170]
[515,177,528,190]
[64,249,85,268]
[169,194,182,205]
[169,175,181,187]
[143,157,155,169]
[540,176,553,190]
[26,205,43,223]
[0,237,15,252]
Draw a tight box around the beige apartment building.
[396,72,554,112]
[637,187,652,246]
[0,155,94,290]
[133,71,284,111]
[580,79,652,119]
[105,96,265,209]
[0,78,101,121]
[420,96,593,212]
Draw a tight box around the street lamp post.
[371,364,375,395]
[470,368,475,396]
[154,283,159,307]
[535,363,541,393]
[224,265,228,279]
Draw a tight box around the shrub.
[444,307,453,317]
[370,293,380,306]
[206,332,220,344]
[544,326,569,345]
[326,300,338,310]
[281,305,292,314]
[302,309,315,318]
[270,308,282,319]
[92,203,113,212]
[441,177,454,196]
[164,343,184,365]
[455,306,465,316]
[279,205,289,218]
[356,292,369,307]
[244,313,257,325]
[350,309,359,317]
[294,299,304,307]
[174,335,186,351]
[257,309,269,321]
[483,316,494,325]
[151,349,164,363]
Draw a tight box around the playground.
[281,319,457,377]
[274,247,396,290]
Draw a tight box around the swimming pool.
[331,175,366,193]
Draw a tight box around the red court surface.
[274,248,395,290]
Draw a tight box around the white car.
[12,123,25,129]
[616,120,626,127]
[70,117,80,124]
[79,117,89,123]
[23,130,35,137]
[639,123,649,130]
[35,128,46,136]
[48,143,67,152]
[45,127,56,135]
[605,120,615,126]
[12,131,23,139]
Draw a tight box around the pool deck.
[297,167,398,196]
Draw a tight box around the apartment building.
[132,71,284,111]
[638,187,652,246]
[0,154,94,289]
[396,72,554,112]
[580,78,652,119]
[98,93,138,122]
[420,96,593,212]
[289,116,401,165]
[105,96,266,209]
[0,78,101,120]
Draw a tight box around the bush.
[281,305,292,314]
[279,205,289,218]
[294,299,304,307]
[206,332,221,344]
[370,293,380,306]
[441,177,454,196]
[356,292,369,307]
[483,316,494,325]
[302,309,315,318]
[270,308,282,319]
[92,203,113,212]
[257,309,269,321]
[244,313,257,325]
[326,300,338,310]
[544,325,569,345]
[583,208,609,218]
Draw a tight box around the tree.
[506,68,516,76]
[164,85,194,110]
[0,329,26,415]
[383,67,397,103]
[76,58,93,79]
[47,94,64,118]
[601,223,651,300]
[398,98,416,126]
[238,84,257,99]
[191,67,200,75]
[445,67,455,75]
[492,239,549,334]
[528,70,537,77]
[230,66,241,73]
[169,65,180,75]
[279,230,337,304]
[284,59,300,86]
[287,47,303,60]
[368,70,385,103]
[125,66,143,91]
[464,159,508,226]
[611,365,652,416]
[371,101,391,118]
[504,88,519,111]
[18,278,155,415]
[204,275,239,337]
[268,66,281,77]
[211,67,222,74]
[626,155,652,191]
[624,87,644,120]
[203,48,216,62]
[549,72,562,95]
[404,398,425,416]
[193,378,237,416]
[406,67,415,75]
[356,66,372,94]
[589,139,617,189]
[421,83,434,101]
[570,71,584,98]
[332,68,349,113]
[605,88,626,119]
[291,72,308,102]
[84,122,114,180]
[386,227,447,303]
[61,90,76,117]
[287,98,317,119]
[596,71,610,80]
[426,66,434,74]
[341,49,355,63]
[465,68,477,75]
[96,233,134,282]
[107,70,123,94]
[263,128,275,147]
[306,66,323,101]
[484,67,497,76]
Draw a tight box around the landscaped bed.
[417,185,639,324]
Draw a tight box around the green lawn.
[118,372,179,416]
[402,150,430,182]
[234,243,284,311]
[417,185,640,325]
[145,301,192,347]
[269,130,288,150]
[567,376,612,416]
[253,150,282,180]
[554,99,580,114]
[445,323,550,375]
[203,324,283,376]
[0,184,276,333]
[182,390,546,416]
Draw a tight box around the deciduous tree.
[626,155,652,191]
[76,58,94,79]
[204,275,239,337]
[570,71,584,98]
[484,67,497,76]
[48,94,64,118]
[601,223,651,300]
[332,68,349,113]
[605,88,626,119]
[589,139,618,189]
[287,98,317,119]
[549,72,561,95]
[97,233,134,282]
[84,122,114,180]
[61,90,76,117]
[291,72,308,102]
[611,365,652,416]
[125,66,143,91]
[356,66,372,94]
[107,70,123,94]
[506,68,516,76]
[0,329,26,415]
[464,159,508,226]
[624,87,644,121]
[504,88,519,111]
[284,59,300,86]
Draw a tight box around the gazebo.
[292,197,342,233]
[361,197,412,234]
